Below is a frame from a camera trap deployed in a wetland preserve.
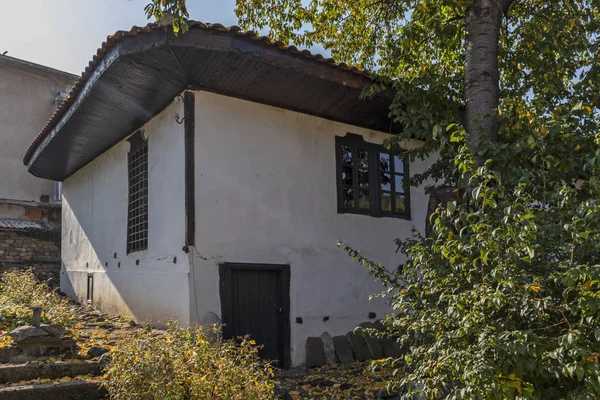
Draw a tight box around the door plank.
[219,263,290,368]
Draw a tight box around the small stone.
[274,382,293,400]
[320,332,336,364]
[87,346,109,358]
[305,337,326,368]
[10,326,49,342]
[97,352,112,364]
[128,320,137,327]
[31,307,42,328]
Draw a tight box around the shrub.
[343,129,600,399]
[0,269,77,338]
[104,323,276,400]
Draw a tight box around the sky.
[0,0,240,75]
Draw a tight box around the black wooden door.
[219,263,290,368]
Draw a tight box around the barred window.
[336,133,410,219]
[127,132,148,253]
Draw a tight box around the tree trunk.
[464,0,512,155]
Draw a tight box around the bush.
[104,323,276,400]
[343,129,600,399]
[0,269,77,342]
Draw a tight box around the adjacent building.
[0,55,76,283]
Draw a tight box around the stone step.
[0,380,107,400]
[0,361,102,384]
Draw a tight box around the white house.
[24,22,434,367]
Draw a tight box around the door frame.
[219,262,291,369]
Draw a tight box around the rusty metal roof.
[23,21,395,180]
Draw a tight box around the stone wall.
[0,230,61,286]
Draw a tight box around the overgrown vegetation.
[0,269,77,346]
[104,324,276,400]
[340,128,600,398]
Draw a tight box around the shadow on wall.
[59,193,133,319]
[60,193,187,326]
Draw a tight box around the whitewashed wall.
[61,99,190,324]
[189,91,434,366]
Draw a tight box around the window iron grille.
[127,132,148,253]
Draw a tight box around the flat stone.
[0,347,21,364]
[15,338,78,360]
[87,347,109,358]
[0,361,102,384]
[346,332,370,361]
[305,337,326,368]
[39,324,69,338]
[10,326,49,342]
[380,337,403,359]
[17,336,66,346]
[0,380,107,400]
[364,335,384,359]
[332,335,354,365]
[320,332,336,364]
[97,352,112,364]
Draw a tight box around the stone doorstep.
[0,380,107,400]
[0,362,102,384]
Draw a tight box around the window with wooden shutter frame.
[335,133,410,219]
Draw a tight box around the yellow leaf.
[527,285,541,293]
[584,280,592,290]
[586,353,599,363]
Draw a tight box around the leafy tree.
[146,0,600,398]
[144,0,190,34]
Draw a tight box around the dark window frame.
[335,133,411,219]
[126,131,149,254]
